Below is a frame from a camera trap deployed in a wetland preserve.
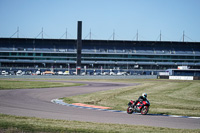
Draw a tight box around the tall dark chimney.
[76,21,82,75]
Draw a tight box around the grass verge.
[0,79,84,90]
[0,79,200,132]
[0,114,199,133]
[62,79,200,117]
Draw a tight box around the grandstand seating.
[0,43,199,56]
[1,39,199,55]
[0,38,199,69]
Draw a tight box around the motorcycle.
[127,99,150,115]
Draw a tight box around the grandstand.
[0,38,200,74]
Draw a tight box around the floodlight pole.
[160,30,162,41]
[17,27,19,38]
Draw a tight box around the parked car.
[110,72,116,75]
[1,70,8,75]
[117,72,127,76]
[102,72,109,75]
[81,72,86,76]
[36,70,41,75]
[42,71,55,75]
[63,71,70,75]
[57,71,64,75]
[16,70,23,75]
[94,72,101,75]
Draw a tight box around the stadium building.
[0,37,200,75]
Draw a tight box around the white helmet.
[142,93,147,98]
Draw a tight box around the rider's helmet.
[142,93,147,99]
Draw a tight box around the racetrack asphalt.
[0,80,199,129]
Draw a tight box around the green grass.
[0,80,84,90]
[62,79,200,117]
[0,114,199,133]
[0,79,200,132]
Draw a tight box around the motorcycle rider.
[132,93,147,108]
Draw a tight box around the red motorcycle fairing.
[127,99,150,115]
[130,100,134,104]
[136,100,148,109]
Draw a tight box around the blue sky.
[0,0,200,42]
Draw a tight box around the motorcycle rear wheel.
[127,106,133,114]
[141,106,149,115]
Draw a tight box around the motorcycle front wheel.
[141,106,149,115]
[127,106,133,114]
